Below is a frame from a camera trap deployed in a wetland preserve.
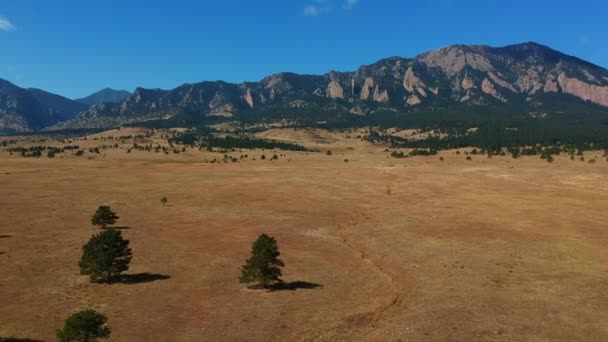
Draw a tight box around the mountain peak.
[76,88,131,106]
[507,41,551,49]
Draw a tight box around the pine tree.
[91,206,119,229]
[57,309,111,342]
[239,234,284,288]
[79,229,132,283]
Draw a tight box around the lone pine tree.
[91,205,119,229]
[79,229,132,283]
[240,233,285,288]
[57,309,111,342]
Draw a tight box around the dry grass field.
[1,128,607,341]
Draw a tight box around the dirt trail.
[312,210,408,341]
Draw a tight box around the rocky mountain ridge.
[3,42,608,132]
[59,42,607,129]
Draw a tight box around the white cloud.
[0,18,16,32]
[303,0,359,16]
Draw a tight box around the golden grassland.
[1,128,607,341]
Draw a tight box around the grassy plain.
[1,128,607,341]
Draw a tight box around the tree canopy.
[79,229,132,283]
[239,234,285,288]
[56,309,111,342]
[91,206,119,229]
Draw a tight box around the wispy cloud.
[304,5,322,16]
[0,18,16,32]
[303,0,360,16]
[343,0,359,10]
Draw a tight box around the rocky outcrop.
[244,88,254,108]
[373,85,389,103]
[544,74,560,93]
[264,74,285,89]
[482,79,507,102]
[209,92,229,111]
[488,72,517,92]
[327,81,344,99]
[461,76,475,90]
[361,78,374,100]
[419,46,493,75]
[208,104,235,117]
[582,69,599,83]
[558,72,608,107]
[516,69,544,94]
[406,95,422,106]
[403,67,426,93]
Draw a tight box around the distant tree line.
[370,119,608,162]
[168,130,311,152]
[204,136,309,151]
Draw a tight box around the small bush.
[57,309,111,342]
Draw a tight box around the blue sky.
[1,0,607,99]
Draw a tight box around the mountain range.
[2,42,608,133]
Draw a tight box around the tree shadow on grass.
[0,235,12,238]
[111,273,170,285]
[266,281,323,292]
[0,338,44,342]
